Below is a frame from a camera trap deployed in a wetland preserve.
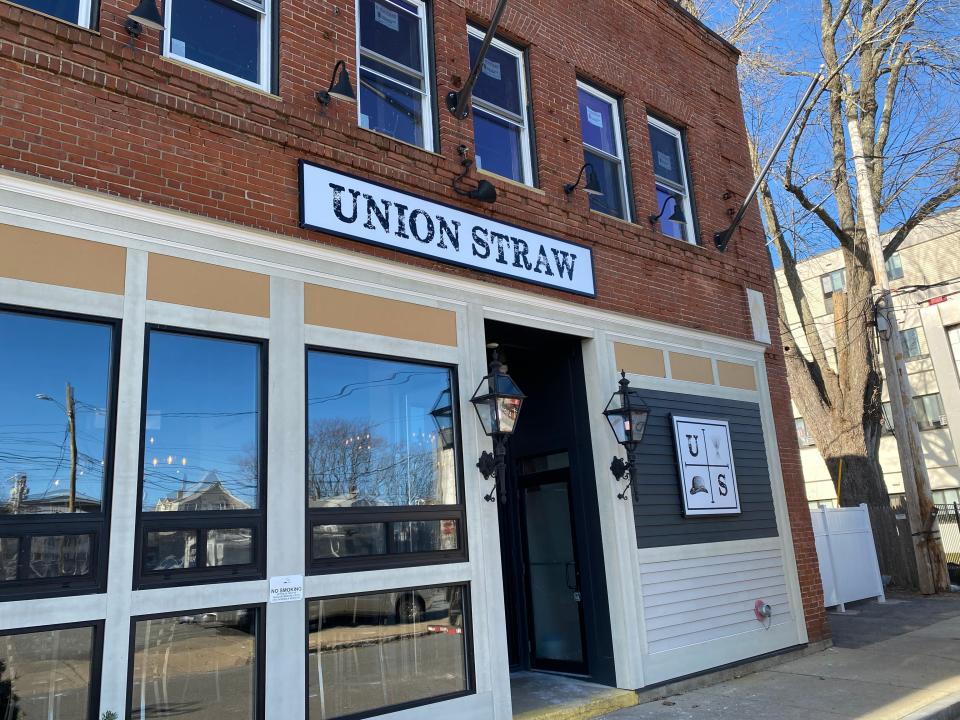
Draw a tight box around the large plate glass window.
[0,308,117,600]
[136,328,265,588]
[306,350,464,572]
[647,115,695,242]
[578,82,631,221]
[164,0,274,91]
[0,623,102,719]
[356,0,434,150]
[129,606,261,720]
[8,0,94,27]
[468,26,534,185]
[307,584,471,718]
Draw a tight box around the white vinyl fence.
[811,504,886,611]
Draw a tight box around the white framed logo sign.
[299,160,596,297]
[671,415,741,516]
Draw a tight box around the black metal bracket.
[610,456,633,500]
[478,437,508,503]
[447,0,510,119]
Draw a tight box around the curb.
[903,694,960,720]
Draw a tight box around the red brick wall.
[0,0,827,642]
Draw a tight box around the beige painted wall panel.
[717,360,757,390]
[304,284,457,346]
[147,254,270,317]
[614,343,666,378]
[669,352,714,384]
[0,225,126,294]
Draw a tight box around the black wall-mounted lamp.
[603,371,650,500]
[430,388,456,451]
[564,163,602,197]
[453,146,497,203]
[649,194,685,227]
[126,0,163,39]
[317,60,357,106]
[471,344,525,503]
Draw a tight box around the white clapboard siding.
[639,547,793,657]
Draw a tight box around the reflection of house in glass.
[154,471,251,512]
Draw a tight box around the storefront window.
[578,82,631,221]
[0,308,116,598]
[130,608,260,720]
[307,584,470,719]
[306,351,464,572]
[357,0,434,150]
[137,329,264,587]
[8,0,94,27]
[0,624,99,720]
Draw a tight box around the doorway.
[486,320,616,685]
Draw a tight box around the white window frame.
[467,25,533,186]
[13,0,93,26]
[647,115,695,243]
[355,0,435,152]
[885,252,904,281]
[162,0,274,92]
[578,81,630,222]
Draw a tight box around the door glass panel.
[523,481,583,665]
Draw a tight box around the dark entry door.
[519,467,587,674]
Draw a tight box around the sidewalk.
[601,592,960,720]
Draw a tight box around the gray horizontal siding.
[631,389,778,548]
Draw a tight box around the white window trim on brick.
[467,25,534,186]
[13,0,94,27]
[355,0,435,152]
[578,81,631,222]
[647,114,695,243]
[161,0,274,92]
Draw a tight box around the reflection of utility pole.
[66,382,77,513]
[10,473,28,513]
[848,121,949,593]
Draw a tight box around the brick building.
[0,0,827,717]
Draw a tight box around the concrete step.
[511,671,639,720]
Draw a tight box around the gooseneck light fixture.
[648,194,686,227]
[316,60,357,106]
[603,371,650,500]
[453,145,497,203]
[564,163,602,197]
[126,0,163,40]
[470,344,525,503]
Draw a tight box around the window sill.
[477,169,544,196]
[160,55,281,101]
[2,0,98,34]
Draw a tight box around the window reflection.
[307,585,469,719]
[0,625,96,720]
[306,352,458,508]
[0,311,114,515]
[142,331,261,512]
[25,534,91,579]
[131,609,258,720]
[1,538,17,581]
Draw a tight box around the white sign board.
[299,161,596,297]
[671,416,741,516]
[269,574,304,604]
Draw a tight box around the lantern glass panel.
[496,396,523,434]
[472,396,497,436]
[629,407,650,442]
[606,411,627,445]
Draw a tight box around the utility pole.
[65,382,77,513]
[847,118,949,593]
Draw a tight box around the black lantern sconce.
[603,371,650,500]
[564,163,602,197]
[430,388,456,451]
[126,0,163,40]
[453,145,497,204]
[649,194,685,228]
[470,345,525,502]
[316,60,357,107]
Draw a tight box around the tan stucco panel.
[0,225,126,294]
[147,254,270,317]
[304,284,457,346]
[670,352,714,384]
[614,343,666,378]
[717,360,757,390]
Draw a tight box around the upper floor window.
[902,327,924,360]
[578,82,630,221]
[795,417,815,447]
[164,0,274,91]
[0,308,117,599]
[10,0,94,27]
[885,252,904,281]
[306,350,464,573]
[914,393,947,430]
[648,115,695,242]
[137,328,265,588]
[469,27,533,185]
[820,269,846,314]
[356,0,434,150]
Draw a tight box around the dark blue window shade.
[12,0,83,24]
[578,89,617,156]
[169,0,262,84]
[584,149,626,220]
[474,109,523,180]
[469,35,522,116]
[358,69,425,147]
[648,124,684,188]
[358,0,424,73]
